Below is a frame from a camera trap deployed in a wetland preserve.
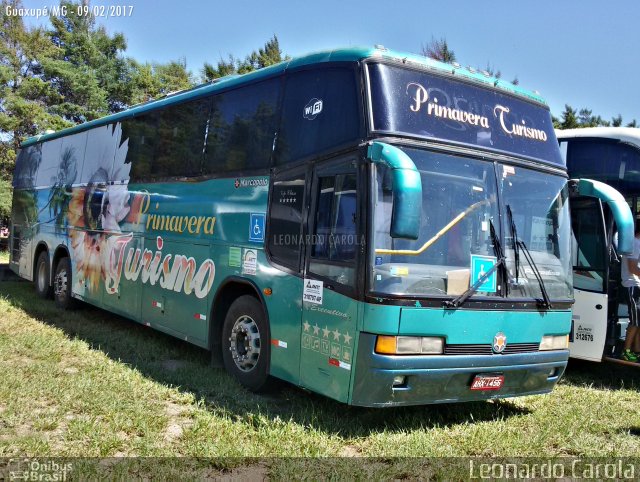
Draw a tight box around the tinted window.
[267,169,306,269]
[571,198,606,292]
[84,125,117,183]
[311,174,357,261]
[309,167,358,287]
[124,98,211,182]
[124,114,159,182]
[567,139,640,194]
[155,99,211,178]
[13,145,42,189]
[204,79,280,174]
[276,68,360,165]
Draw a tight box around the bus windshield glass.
[370,146,572,301]
[371,147,500,297]
[500,165,572,300]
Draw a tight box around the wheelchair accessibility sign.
[470,254,497,293]
[249,213,265,242]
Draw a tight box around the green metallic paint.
[300,288,359,403]
[361,303,402,335]
[399,307,571,344]
[574,178,635,255]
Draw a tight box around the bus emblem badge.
[493,332,507,354]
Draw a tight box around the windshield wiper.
[506,205,520,282]
[506,204,552,309]
[444,220,506,309]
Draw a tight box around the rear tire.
[34,251,52,299]
[221,295,274,392]
[53,257,75,310]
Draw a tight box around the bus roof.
[556,127,640,147]
[22,46,549,148]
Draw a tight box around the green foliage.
[0,177,12,222]
[553,104,638,130]
[202,35,286,82]
[0,0,70,150]
[422,36,456,63]
[129,58,194,104]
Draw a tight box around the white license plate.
[470,374,504,391]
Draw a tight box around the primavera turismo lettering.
[407,82,548,142]
[105,234,215,299]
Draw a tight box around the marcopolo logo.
[303,98,323,120]
[234,178,269,189]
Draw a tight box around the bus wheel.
[222,295,273,392]
[34,251,52,299]
[53,257,75,310]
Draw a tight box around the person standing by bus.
[621,222,640,361]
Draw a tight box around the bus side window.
[204,78,280,175]
[267,169,307,270]
[309,172,357,287]
[126,114,159,183]
[154,99,211,178]
[275,68,360,166]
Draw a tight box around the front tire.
[53,257,75,310]
[34,251,52,299]
[221,295,274,392]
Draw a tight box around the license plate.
[470,374,504,391]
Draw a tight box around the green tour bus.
[558,127,640,365]
[9,47,634,406]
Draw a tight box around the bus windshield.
[500,164,572,301]
[370,146,572,301]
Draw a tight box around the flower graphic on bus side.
[66,123,135,294]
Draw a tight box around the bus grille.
[444,343,540,355]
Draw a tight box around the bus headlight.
[539,335,569,351]
[375,336,444,355]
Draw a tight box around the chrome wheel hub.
[228,315,261,372]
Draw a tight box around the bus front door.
[300,160,360,403]
[570,197,609,361]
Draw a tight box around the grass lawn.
[0,280,639,477]
[0,251,8,264]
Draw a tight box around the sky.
[18,0,640,123]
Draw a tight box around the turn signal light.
[375,336,444,355]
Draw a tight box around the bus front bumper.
[350,333,569,407]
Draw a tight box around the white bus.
[558,127,640,365]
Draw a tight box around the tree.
[202,55,237,82]
[43,0,131,122]
[554,105,580,129]
[0,178,12,223]
[202,36,287,82]
[128,58,194,104]
[553,105,638,130]
[422,37,456,63]
[0,0,70,154]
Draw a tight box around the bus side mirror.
[368,142,422,240]
[570,178,634,255]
